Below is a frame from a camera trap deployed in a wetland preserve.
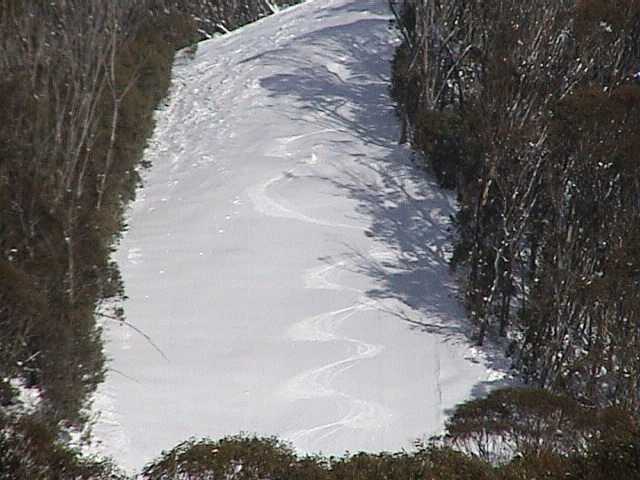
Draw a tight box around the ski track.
[247,172,362,231]
[248,128,394,445]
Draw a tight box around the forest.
[391,0,640,411]
[1,0,640,478]
[0,0,293,474]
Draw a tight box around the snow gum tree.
[0,0,296,437]
[391,0,640,410]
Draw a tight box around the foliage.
[141,435,299,479]
[570,432,640,480]
[390,0,640,411]
[443,388,636,463]
[141,435,497,480]
[0,412,126,480]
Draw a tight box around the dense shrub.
[443,388,636,463]
[0,412,125,480]
[142,436,497,480]
[571,433,640,480]
[141,436,300,479]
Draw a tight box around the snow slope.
[92,0,507,471]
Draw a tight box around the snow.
[8,378,42,414]
[91,0,508,472]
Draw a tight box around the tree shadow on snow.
[256,4,513,399]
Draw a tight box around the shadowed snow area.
[92,0,509,471]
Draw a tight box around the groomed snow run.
[93,0,508,472]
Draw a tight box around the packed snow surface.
[93,0,506,471]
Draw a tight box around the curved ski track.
[248,134,395,447]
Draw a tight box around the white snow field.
[93,0,508,472]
